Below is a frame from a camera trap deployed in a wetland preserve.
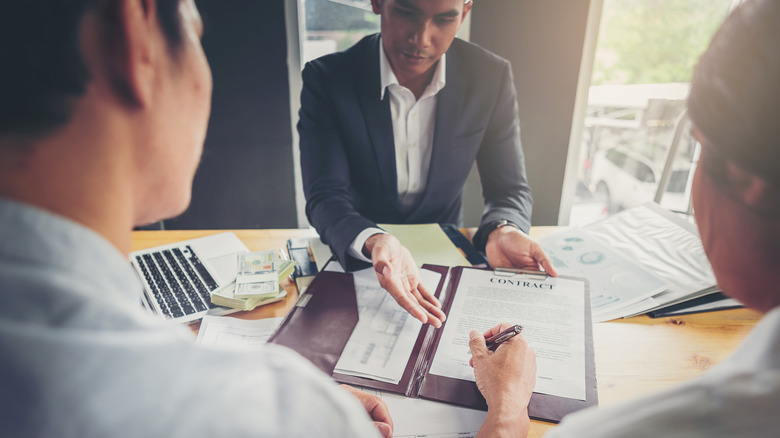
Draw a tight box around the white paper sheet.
[361,387,485,438]
[334,267,443,384]
[196,315,284,349]
[428,269,587,401]
[585,203,717,314]
[538,227,668,322]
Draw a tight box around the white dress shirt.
[547,306,780,437]
[0,197,380,438]
[348,40,447,262]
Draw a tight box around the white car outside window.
[590,147,690,214]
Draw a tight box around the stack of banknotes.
[210,250,296,311]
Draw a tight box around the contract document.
[428,268,587,401]
[334,267,444,384]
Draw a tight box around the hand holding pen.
[469,322,537,431]
[485,324,524,351]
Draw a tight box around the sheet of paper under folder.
[333,267,444,385]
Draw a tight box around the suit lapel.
[357,35,398,200]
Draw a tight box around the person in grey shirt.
[467,0,780,436]
[0,0,390,436]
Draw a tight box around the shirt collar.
[379,37,447,100]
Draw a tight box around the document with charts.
[538,227,668,322]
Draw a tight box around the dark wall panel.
[166,0,296,229]
[470,0,590,225]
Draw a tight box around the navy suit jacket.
[298,34,532,270]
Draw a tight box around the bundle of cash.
[235,251,278,298]
[210,258,296,311]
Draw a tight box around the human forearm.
[474,59,532,251]
[305,194,375,263]
[299,65,376,268]
[470,326,536,438]
[477,405,530,438]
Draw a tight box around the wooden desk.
[131,228,762,437]
[132,229,317,322]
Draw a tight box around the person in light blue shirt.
[0,1,390,437]
[468,0,780,436]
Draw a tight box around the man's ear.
[726,161,775,210]
[462,1,472,21]
[99,0,159,108]
[370,0,382,15]
[695,129,777,212]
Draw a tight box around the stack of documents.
[210,255,295,311]
[539,202,721,321]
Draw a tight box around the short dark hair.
[0,0,183,138]
[688,0,780,188]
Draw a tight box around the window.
[605,149,626,167]
[568,0,742,224]
[298,0,379,65]
[667,169,689,193]
[633,161,655,184]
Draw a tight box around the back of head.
[0,0,182,141]
[688,0,780,312]
[688,0,780,193]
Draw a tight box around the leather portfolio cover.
[332,264,450,396]
[268,271,358,375]
[272,265,597,424]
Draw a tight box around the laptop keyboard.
[134,245,219,319]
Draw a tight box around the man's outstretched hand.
[364,233,446,327]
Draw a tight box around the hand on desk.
[364,233,446,328]
[341,384,394,438]
[470,323,536,438]
[486,227,558,276]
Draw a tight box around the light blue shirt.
[0,198,380,438]
[547,306,780,437]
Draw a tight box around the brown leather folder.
[332,265,450,396]
[270,265,598,423]
[268,271,358,375]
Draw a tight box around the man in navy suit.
[299,0,556,326]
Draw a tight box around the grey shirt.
[0,198,379,438]
[547,306,780,437]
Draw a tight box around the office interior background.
[162,0,745,232]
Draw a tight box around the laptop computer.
[129,232,249,324]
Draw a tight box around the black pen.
[485,324,524,351]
